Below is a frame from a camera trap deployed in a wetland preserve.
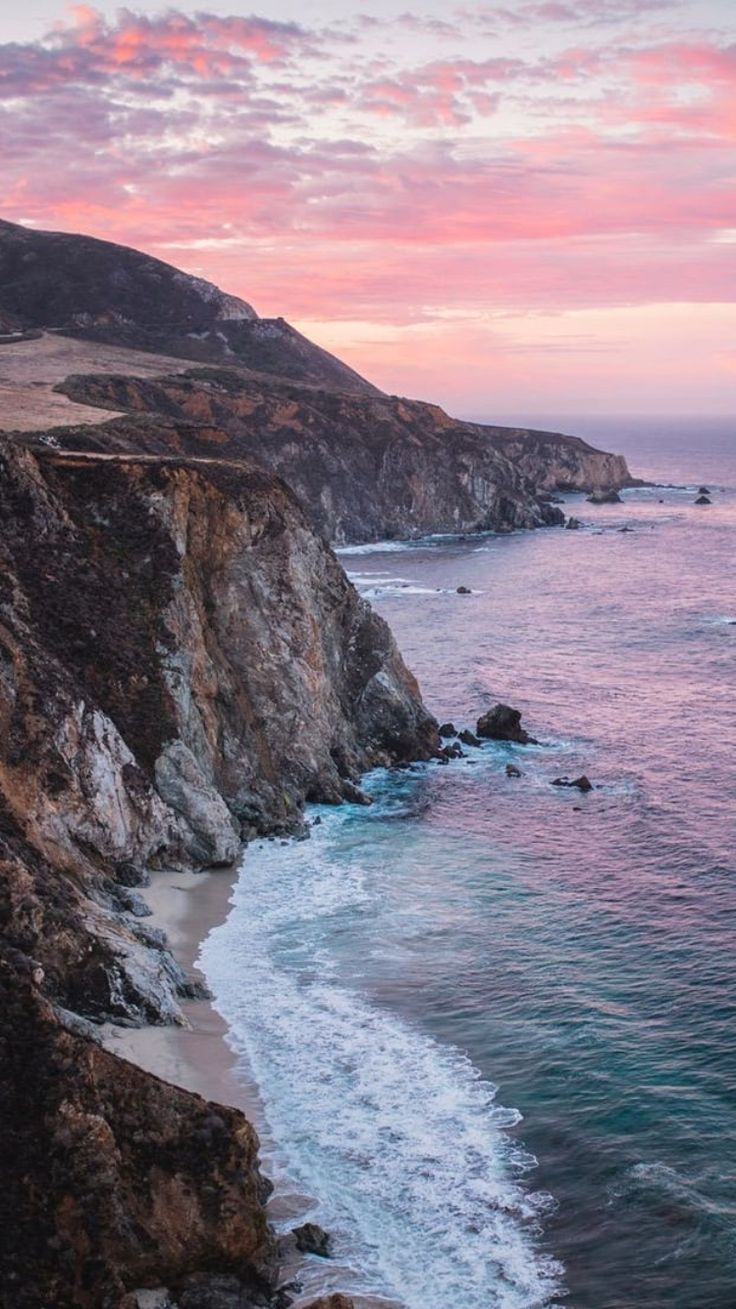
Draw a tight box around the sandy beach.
[101,860,399,1309]
[102,865,259,1115]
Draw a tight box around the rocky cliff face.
[0,939,276,1309]
[0,434,436,1305]
[479,423,632,494]
[0,220,376,395]
[55,371,581,542]
[1,219,632,541]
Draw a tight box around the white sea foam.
[200,818,563,1309]
[336,540,417,555]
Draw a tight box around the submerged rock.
[456,585,472,594]
[698,486,710,495]
[458,728,481,747]
[565,516,582,530]
[587,490,622,504]
[505,763,523,778]
[552,775,594,792]
[695,494,711,505]
[476,704,538,745]
[438,742,464,761]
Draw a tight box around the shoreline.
[102,859,399,1309]
[102,865,257,1115]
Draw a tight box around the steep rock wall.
[55,372,573,542]
[478,424,632,493]
[0,435,437,1304]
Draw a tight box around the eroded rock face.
[54,373,567,541]
[0,946,276,1309]
[484,424,632,496]
[0,442,436,870]
[0,435,437,1302]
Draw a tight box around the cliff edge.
[0,436,437,1306]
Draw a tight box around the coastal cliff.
[53,372,568,541]
[478,423,631,495]
[0,218,632,545]
[0,216,634,1305]
[0,436,437,1306]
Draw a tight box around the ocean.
[200,416,736,1309]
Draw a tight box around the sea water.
[201,417,736,1309]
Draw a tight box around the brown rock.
[303,1297,355,1309]
[293,1222,332,1257]
[476,704,538,745]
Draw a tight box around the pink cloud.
[0,6,733,413]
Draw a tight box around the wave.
[336,540,418,555]
[200,817,563,1309]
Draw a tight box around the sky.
[1,0,735,417]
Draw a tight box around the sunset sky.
[2,0,734,416]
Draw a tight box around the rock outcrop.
[0,944,276,1309]
[476,704,538,745]
[54,372,569,542]
[485,424,632,495]
[0,219,632,543]
[0,434,437,1302]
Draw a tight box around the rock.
[565,516,582,530]
[458,729,481,747]
[476,704,538,745]
[618,525,634,532]
[698,486,710,495]
[695,494,711,505]
[177,1273,271,1308]
[0,952,278,1309]
[293,1222,332,1258]
[587,490,622,504]
[552,775,593,792]
[438,743,464,761]
[438,722,458,738]
[303,1298,355,1309]
[341,781,373,806]
[505,763,522,778]
[119,1291,174,1309]
[456,585,472,594]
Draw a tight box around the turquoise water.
[201,418,736,1309]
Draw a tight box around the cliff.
[476,423,632,494]
[0,435,437,1305]
[0,219,377,395]
[0,217,634,1303]
[50,371,568,541]
[0,219,632,543]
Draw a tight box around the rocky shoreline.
[0,438,437,1308]
[0,217,634,1308]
